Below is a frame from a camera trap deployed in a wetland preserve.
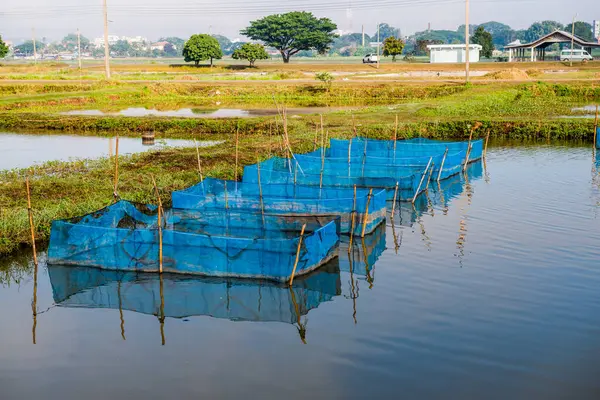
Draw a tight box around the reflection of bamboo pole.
[360,189,373,238]
[117,279,126,340]
[159,273,166,346]
[32,260,38,345]
[194,139,204,182]
[361,238,373,288]
[391,182,399,216]
[25,177,38,267]
[256,154,265,225]
[484,129,491,158]
[348,254,358,324]
[113,135,119,202]
[289,287,307,344]
[437,148,448,182]
[151,175,163,274]
[289,224,307,286]
[348,185,357,253]
[413,157,433,203]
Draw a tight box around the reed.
[289,224,307,287]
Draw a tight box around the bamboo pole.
[256,154,265,225]
[594,104,598,149]
[360,189,373,238]
[194,139,204,182]
[393,114,398,154]
[235,123,239,181]
[413,157,433,204]
[484,129,491,158]
[437,148,449,182]
[151,175,163,274]
[391,182,399,216]
[426,162,434,191]
[348,185,357,253]
[289,224,307,286]
[463,143,473,172]
[113,135,119,202]
[25,177,38,266]
[320,132,325,189]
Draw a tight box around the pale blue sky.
[1,0,597,43]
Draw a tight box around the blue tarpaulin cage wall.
[48,201,340,282]
[172,178,387,235]
[242,157,426,201]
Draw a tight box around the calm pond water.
[61,107,339,118]
[1,143,600,399]
[0,132,219,170]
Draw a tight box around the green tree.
[241,11,338,63]
[382,36,405,61]
[0,36,8,59]
[110,40,132,57]
[374,23,400,41]
[471,26,494,58]
[14,40,45,56]
[564,21,594,42]
[61,33,90,51]
[231,43,270,67]
[183,34,222,66]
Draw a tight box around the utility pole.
[362,25,365,47]
[570,14,577,68]
[377,22,380,69]
[465,0,470,83]
[32,28,37,64]
[103,0,111,79]
[77,28,82,70]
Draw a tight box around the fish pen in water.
[48,201,340,282]
[172,178,387,236]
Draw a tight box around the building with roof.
[505,30,600,62]
[426,44,482,64]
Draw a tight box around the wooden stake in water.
[413,157,433,204]
[256,154,265,225]
[113,135,120,202]
[360,189,373,238]
[437,148,449,182]
[151,175,163,274]
[391,182,399,216]
[348,185,357,253]
[25,177,38,266]
[484,129,491,158]
[289,224,307,287]
[194,139,204,182]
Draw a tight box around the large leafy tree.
[564,21,594,42]
[232,43,270,67]
[14,40,45,55]
[471,26,494,58]
[382,37,405,61]
[241,11,338,63]
[183,34,222,66]
[0,36,8,58]
[61,33,90,52]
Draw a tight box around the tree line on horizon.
[0,13,595,64]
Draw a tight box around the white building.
[93,35,148,48]
[427,44,482,64]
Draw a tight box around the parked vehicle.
[362,54,379,64]
[560,49,593,62]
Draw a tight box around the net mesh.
[48,201,340,282]
[172,178,387,235]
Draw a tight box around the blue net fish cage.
[242,157,427,201]
[329,138,484,163]
[47,201,340,282]
[48,263,341,325]
[171,178,387,236]
[300,147,466,182]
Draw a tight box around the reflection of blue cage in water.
[48,263,341,324]
[243,157,426,201]
[172,178,387,236]
[337,222,387,283]
[48,201,340,282]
